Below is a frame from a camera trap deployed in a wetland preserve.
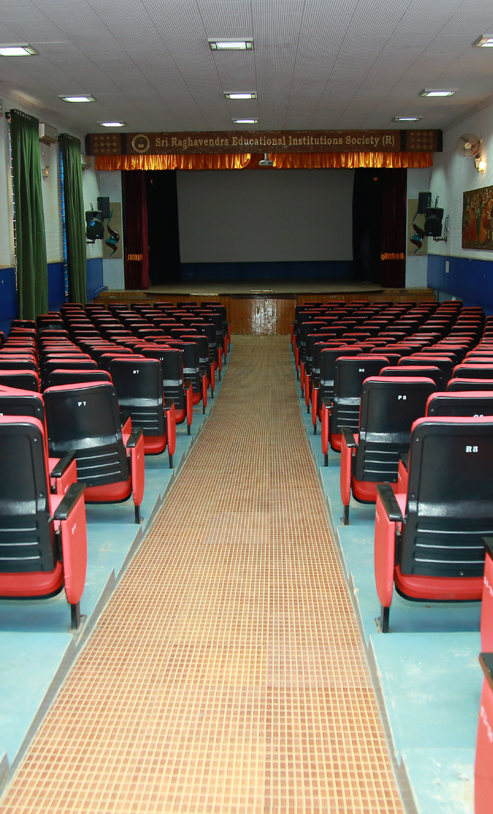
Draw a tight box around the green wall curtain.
[59,133,86,304]
[10,109,48,319]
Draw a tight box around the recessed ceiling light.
[98,121,126,127]
[419,89,457,97]
[209,38,253,51]
[224,92,257,100]
[232,118,258,125]
[59,95,95,103]
[473,36,493,47]
[393,116,422,122]
[0,44,37,56]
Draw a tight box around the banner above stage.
[85,129,442,157]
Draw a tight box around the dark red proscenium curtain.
[123,170,149,290]
[380,168,407,288]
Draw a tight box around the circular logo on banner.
[131,134,151,154]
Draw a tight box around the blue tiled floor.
[0,360,227,785]
[294,352,480,814]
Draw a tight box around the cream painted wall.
[0,88,100,269]
[406,167,430,288]
[429,100,493,260]
[99,170,125,290]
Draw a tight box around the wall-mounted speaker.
[424,207,444,237]
[85,210,104,240]
[97,196,111,219]
[418,192,432,215]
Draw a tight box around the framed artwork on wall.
[462,186,493,250]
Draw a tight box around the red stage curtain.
[123,171,149,289]
[379,169,407,288]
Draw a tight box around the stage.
[95,282,434,334]
[147,280,386,296]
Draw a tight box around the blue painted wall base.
[0,258,105,335]
[428,254,493,314]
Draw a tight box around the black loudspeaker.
[424,207,444,237]
[85,210,104,240]
[97,196,111,219]
[418,192,432,214]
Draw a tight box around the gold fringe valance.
[95,151,433,171]
[96,153,251,171]
[271,152,433,169]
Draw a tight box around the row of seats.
[0,299,230,630]
[291,297,493,812]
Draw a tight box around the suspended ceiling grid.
[0,0,492,134]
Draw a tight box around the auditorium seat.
[44,382,145,523]
[311,346,369,424]
[0,415,87,629]
[448,378,493,392]
[453,363,493,380]
[340,376,436,524]
[140,347,193,431]
[379,365,445,388]
[398,354,454,384]
[374,416,493,632]
[107,357,177,465]
[320,355,389,452]
[45,369,113,388]
[0,369,40,391]
[475,649,493,814]
[426,390,493,417]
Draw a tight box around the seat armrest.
[479,653,493,692]
[322,397,332,411]
[120,410,132,433]
[53,482,86,521]
[399,451,409,471]
[127,427,144,448]
[341,427,357,448]
[482,540,493,652]
[50,451,76,479]
[164,398,175,411]
[376,484,403,522]
[484,537,493,561]
[184,380,193,430]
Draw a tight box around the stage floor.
[147,280,385,296]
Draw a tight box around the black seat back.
[178,333,210,373]
[319,346,366,404]
[305,333,337,372]
[108,358,164,437]
[355,376,436,483]
[0,418,55,573]
[399,355,454,383]
[165,342,201,392]
[331,356,389,434]
[426,391,493,417]
[0,370,39,391]
[46,369,112,388]
[0,388,44,423]
[448,378,493,392]
[400,417,493,578]
[191,323,217,362]
[453,364,493,380]
[44,382,128,487]
[379,365,444,388]
[142,348,185,409]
